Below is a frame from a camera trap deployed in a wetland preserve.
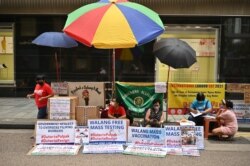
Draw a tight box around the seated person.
[108,99,126,119]
[188,92,212,126]
[145,99,164,127]
[212,100,238,139]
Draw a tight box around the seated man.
[212,99,238,139]
[188,92,212,126]
[145,99,164,127]
[108,99,126,119]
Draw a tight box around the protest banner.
[195,126,204,149]
[74,126,89,144]
[180,125,197,149]
[116,82,164,118]
[28,144,81,155]
[36,120,76,144]
[123,145,167,158]
[128,126,165,147]
[82,144,124,154]
[88,119,128,144]
[165,148,183,156]
[164,126,181,148]
[168,82,225,114]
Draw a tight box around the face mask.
[154,106,160,111]
[38,81,44,86]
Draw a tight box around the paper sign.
[195,126,204,149]
[128,126,165,147]
[165,126,181,148]
[123,145,167,158]
[36,120,76,144]
[74,126,89,144]
[83,144,124,154]
[49,98,70,119]
[88,119,127,144]
[155,82,166,93]
[29,145,81,155]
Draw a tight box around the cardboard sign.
[88,119,128,144]
[128,126,165,147]
[68,82,105,106]
[36,120,76,144]
[123,145,167,158]
[83,144,124,154]
[28,145,81,155]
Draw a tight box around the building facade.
[0,0,250,97]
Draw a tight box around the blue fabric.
[117,4,164,45]
[190,99,212,112]
[37,106,47,119]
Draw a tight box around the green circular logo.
[134,97,144,106]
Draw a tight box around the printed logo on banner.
[88,119,127,144]
[128,126,165,147]
[36,120,76,144]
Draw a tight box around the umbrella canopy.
[63,0,164,49]
[153,38,196,69]
[32,32,78,81]
[32,32,78,48]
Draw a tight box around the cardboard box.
[76,106,100,126]
[48,96,79,120]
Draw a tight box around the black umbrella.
[153,38,197,82]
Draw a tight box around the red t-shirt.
[108,106,126,118]
[34,83,53,108]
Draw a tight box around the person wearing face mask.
[27,75,54,119]
[108,99,126,119]
[145,99,164,127]
[188,92,212,126]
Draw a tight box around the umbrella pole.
[167,66,170,84]
[55,52,59,82]
[112,48,115,98]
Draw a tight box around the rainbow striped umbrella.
[63,0,165,49]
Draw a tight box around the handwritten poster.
[88,119,128,144]
[49,98,71,119]
[128,127,165,147]
[36,120,76,144]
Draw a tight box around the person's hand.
[38,97,45,101]
[27,94,32,99]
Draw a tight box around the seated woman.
[212,99,238,139]
[145,99,164,127]
[108,99,126,119]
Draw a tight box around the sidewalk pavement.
[0,97,250,131]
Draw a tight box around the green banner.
[116,82,163,118]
